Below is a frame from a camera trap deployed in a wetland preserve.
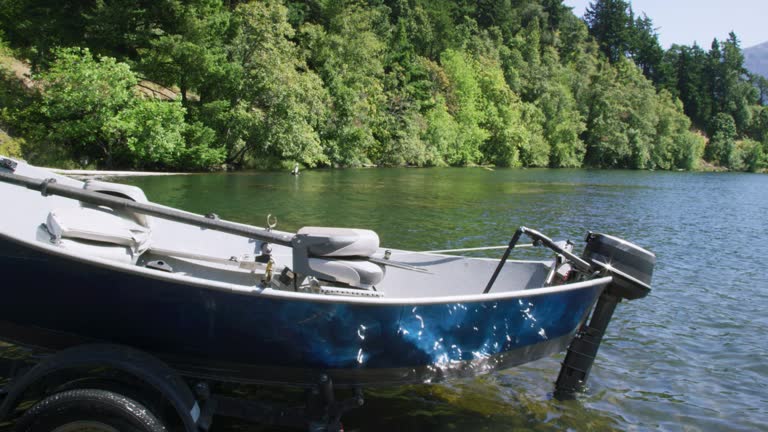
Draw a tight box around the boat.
[0,155,655,389]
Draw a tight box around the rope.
[419,244,535,254]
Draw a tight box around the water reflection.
[340,379,624,432]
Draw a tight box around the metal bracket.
[484,227,593,294]
[290,233,328,285]
[40,178,57,197]
[0,158,17,172]
[146,260,174,273]
[266,214,277,231]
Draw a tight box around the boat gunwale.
[0,230,612,306]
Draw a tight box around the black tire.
[15,389,167,432]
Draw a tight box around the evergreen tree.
[630,13,664,83]
[584,0,633,63]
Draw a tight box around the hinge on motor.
[0,158,18,172]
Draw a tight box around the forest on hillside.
[0,0,766,171]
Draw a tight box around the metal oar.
[0,171,295,246]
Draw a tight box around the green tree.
[105,99,189,169]
[0,0,90,69]
[229,1,328,167]
[440,49,487,165]
[538,80,586,167]
[138,0,229,106]
[24,47,220,169]
[652,90,702,170]
[476,53,548,167]
[661,44,712,129]
[583,58,678,169]
[584,0,633,63]
[373,16,438,166]
[32,48,139,166]
[736,138,765,172]
[630,13,664,83]
[746,105,768,143]
[755,75,768,105]
[706,113,737,167]
[301,2,388,166]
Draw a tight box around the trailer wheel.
[15,389,167,432]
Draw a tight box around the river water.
[5,168,768,431]
[118,168,768,431]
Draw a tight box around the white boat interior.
[0,158,573,300]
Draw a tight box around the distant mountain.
[744,41,768,78]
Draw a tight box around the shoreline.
[48,168,189,179]
[45,166,765,179]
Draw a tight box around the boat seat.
[57,238,137,263]
[293,227,384,288]
[307,258,384,288]
[83,179,151,228]
[46,206,151,260]
[297,227,379,257]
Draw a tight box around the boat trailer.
[0,344,364,432]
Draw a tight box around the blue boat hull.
[0,234,606,387]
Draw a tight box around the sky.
[563,0,768,49]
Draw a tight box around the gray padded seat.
[45,206,151,263]
[297,227,379,257]
[83,179,151,228]
[47,207,150,249]
[295,227,383,288]
[307,258,384,288]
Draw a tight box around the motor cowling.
[582,232,655,300]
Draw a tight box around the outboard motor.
[554,232,656,399]
[582,232,655,300]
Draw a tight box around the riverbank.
[47,168,188,180]
[44,163,765,179]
